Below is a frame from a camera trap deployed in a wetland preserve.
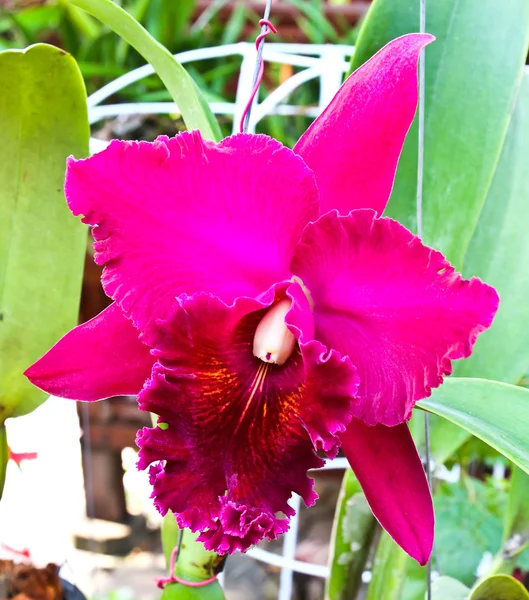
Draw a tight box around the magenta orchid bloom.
[25,34,498,565]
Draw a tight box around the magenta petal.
[341,419,434,565]
[137,285,357,553]
[291,210,499,426]
[24,303,153,401]
[66,132,318,330]
[294,34,434,216]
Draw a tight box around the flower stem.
[161,512,227,583]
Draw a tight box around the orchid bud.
[253,299,296,365]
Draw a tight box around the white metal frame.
[87,41,355,600]
[88,42,353,152]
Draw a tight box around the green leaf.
[350,0,529,268]
[484,467,529,578]
[325,469,377,600]
[0,44,89,420]
[417,379,529,475]
[470,575,529,600]
[503,467,529,549]
[435,480,503,586]
[410,411,471,465]
[431,576,470,600]
[67,0,221,141]
[366,532,407,600]
[455,72,529,383]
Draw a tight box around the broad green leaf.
[455,72,529,383]
[0,44,88,420]
[350,0,529,268]
[431,576,470,600]
[410,411,471,465]
[417,379,529,475]
[435,480,503,586]
[470,575,529,600]
[68,0,221,141]
[325,469,376,600]
[366,532,407,600]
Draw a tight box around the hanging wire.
[240,0,275,133]
[416,0,433,598]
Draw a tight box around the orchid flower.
[25,34,498,564]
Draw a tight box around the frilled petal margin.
[294,34,434,216]
[24,303,153,401]
[65,132,319,330]
[136,283,358,553]
[291,209,499,426]
[341,419,434,565]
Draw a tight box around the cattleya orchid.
[25,34,498,565]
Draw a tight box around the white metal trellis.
[87,42,353,152]
[87,42,354,600]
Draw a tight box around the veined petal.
[65,132,318,330]
[291,210,499,426]
[24,303,153,401]
[137,284,358,553]
[294,34,434,216]
[341,419,434,565]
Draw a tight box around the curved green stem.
[67,0,222,141]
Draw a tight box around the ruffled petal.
[341,419,434,565]
[66,132,318,330]
[24,303,153,401]
[136,284,358,553]
[294,34,434,216]
[291,209,499,426]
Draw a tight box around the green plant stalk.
[161,513,226,599]
[67,0,222,141]
[0,425,7,500]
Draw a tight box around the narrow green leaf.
[366,532,407,600]
[0,426,7,499]
[470,575,529,600]
[350,0,529,268]
[0,44,89,419]
[417,379,529,475]
[67,0,221,141]
[325,469,377,600]
[431,576,470,600]
[455,72,529,383]
[483,467,529,578]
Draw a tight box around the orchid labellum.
[25,34,499,564]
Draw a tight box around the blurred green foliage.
[0,0,362,144]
